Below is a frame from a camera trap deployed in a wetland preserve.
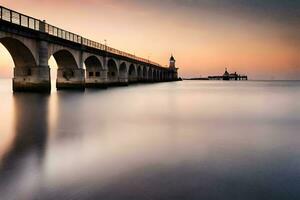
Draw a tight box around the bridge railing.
[0,6,40,31]
[45,23,83,44]
[0,6,162,67]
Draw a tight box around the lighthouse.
[169,54,179,80]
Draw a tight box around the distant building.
[223,68,230,80]
[208,68,248,81]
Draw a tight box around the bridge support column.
[118,75,128,86]
[128,76,138,84]
[85,69,108,88]
[56,68,85,90]
[13,66,51,93]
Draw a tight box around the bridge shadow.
[0,93,49,187]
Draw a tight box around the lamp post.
[104,39,107,52]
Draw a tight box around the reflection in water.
[0,93,49,200]
[0,80,300,200]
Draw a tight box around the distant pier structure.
[208,68,248,81]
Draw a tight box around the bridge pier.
[128,76,138,84]
[56,68,85,90]
[13,67,51,93]
[128,73,138,84]
[85,69,108,88]
[119,76,129,86]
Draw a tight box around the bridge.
[0,6,179,92]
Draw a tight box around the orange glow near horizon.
[0,0,299,79]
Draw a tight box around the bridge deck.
[0,5,163,69]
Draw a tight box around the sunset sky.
[0,0,299,79]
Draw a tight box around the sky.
[0,0,300,79]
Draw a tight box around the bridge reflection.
[0,93,49,196]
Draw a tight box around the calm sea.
[0,79,300,200]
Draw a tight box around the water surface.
[0,79,300,200]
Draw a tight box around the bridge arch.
[119,62,128,85]
[128,63,137,83]
[48,44,81,68]
[119,62,127,78]
[85,55,103,79]
[51,49,79,69]
[159,70,162,81]
[0,34,51,92]
[162,71,166,81]
[158,70,162,81]
[107,58,118,82]
[142,67,148,80]
[0,37,37,69]
[148,68,153,81]
[82,53,104,68]
[153,70,158,81]
[51,49,85,89]
[137,65,143,81]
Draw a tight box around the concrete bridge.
[0,6,179,92]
